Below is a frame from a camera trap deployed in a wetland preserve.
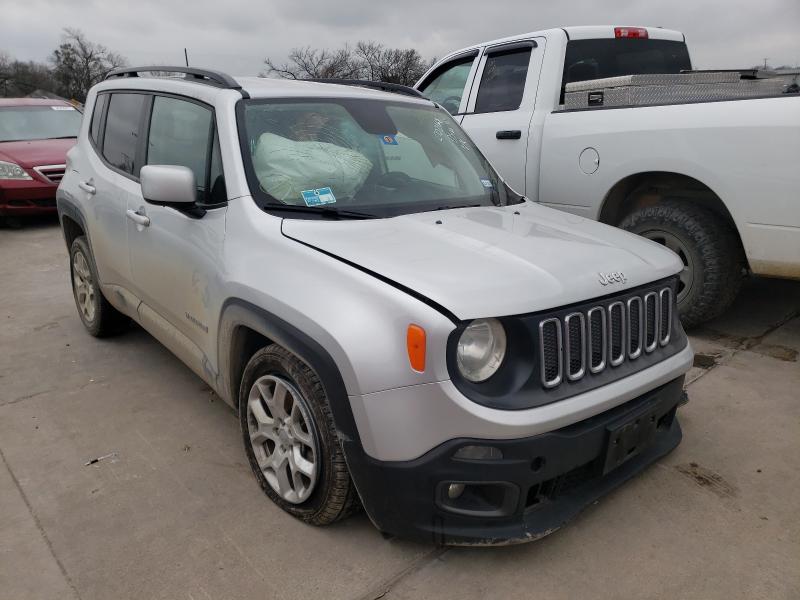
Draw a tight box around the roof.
[234,77,431,103]
[0,98,73,107]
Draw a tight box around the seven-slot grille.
[540,286,673,388]
[33,165,66,184]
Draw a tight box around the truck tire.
[619,200,744,328]
[69,236,129,336]
[239,344,360,525]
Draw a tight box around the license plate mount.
[602,404,660,475]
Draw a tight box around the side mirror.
[140,165,196,205]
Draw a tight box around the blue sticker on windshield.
[379,134,398,145]
[301,187,336,206]
[480,178,493,188]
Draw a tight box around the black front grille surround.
[446,276,687,411]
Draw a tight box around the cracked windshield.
[240,99,522,217]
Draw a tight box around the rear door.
[416,50,481,121]
[459,40,544,195]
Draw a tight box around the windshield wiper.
[426,204,483,212]
[262,203,376,219]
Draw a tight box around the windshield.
[0,105,82,142]
[238,98,522,218]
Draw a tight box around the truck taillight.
[614,27,648,39]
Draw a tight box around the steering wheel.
[374,171,413,189]
[440,96,462,115]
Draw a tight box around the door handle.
[78,180,96,194]
[126,208,151,228]
[496,130,522,140]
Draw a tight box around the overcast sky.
[2,0,798,74]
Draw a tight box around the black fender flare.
[217,298,363,449]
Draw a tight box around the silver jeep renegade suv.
[57,66,693,545]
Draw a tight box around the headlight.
[0,160,32,180]
[456,318,507,382]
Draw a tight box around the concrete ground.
[1,218,798,600]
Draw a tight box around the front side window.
[0,104,82,143]
[474,47,532,113]
[146,96,214,201]
[239,98,523,219]
[417,55,476,115]
[102,93,146,175]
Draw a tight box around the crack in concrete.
[0,443,82,600]
[687,310,799,388]
[354,546,448,600]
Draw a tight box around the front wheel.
[239,344,360,525]
[619,200,744,328]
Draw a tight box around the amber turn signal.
[407,324,426,372]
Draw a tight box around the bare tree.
[0,53,59,98]
[50,28,126,101]
[264,42,434,86]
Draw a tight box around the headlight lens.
[0,160,32,180]
[456,318,507,382]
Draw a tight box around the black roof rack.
[105,66,248,97]
[306,79,426,99]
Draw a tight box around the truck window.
[562,39,692,96]
[474,46,532,113]
[103,93,147,176]
[417,53,477,115]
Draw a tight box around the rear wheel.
[69,236,129,336]
[619,200,744,328]
[239,344,360,525]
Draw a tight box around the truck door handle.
[126,208,150,228]
[78,180,96,194]
[496,130,522,140]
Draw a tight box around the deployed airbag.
[252,133,373,203]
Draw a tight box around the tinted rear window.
[103,93,146,176]
[475,47,532,113]
[562,39,691,90]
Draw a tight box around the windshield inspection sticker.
[301,187,337,206]
[51,105,75,111]
[480,178,493,188]
[379,134,398,145]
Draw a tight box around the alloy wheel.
[246,375,319,504]
[72,250,96,323]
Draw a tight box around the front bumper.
[344,375,684,545]
[0,180,58,215]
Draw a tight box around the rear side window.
[146,95,225,204]
[417,54,477,115]
[474,46,532,113]
[563,39,692,87]
[90,94,108,146]
[103,93,146,175]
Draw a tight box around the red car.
[0,98,82,219]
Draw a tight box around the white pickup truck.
[416,25,800,327]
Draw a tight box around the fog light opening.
[447,483,465,499]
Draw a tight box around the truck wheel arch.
[217,299,363,449]
[598,171,740,239]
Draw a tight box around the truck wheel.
[69,236,129,336]
[239,344,360,525]
[619,200,744,328]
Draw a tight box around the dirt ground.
[1,217,798,600]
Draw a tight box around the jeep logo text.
[598,271,627,286]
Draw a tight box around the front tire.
[619,200,744,328]
[69,236,128,337]
[239,344,360,525]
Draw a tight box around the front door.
[126,94,228,374]
[459,40,543,196]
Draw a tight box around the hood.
[282,201,683,320]
[0,138,75,168]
